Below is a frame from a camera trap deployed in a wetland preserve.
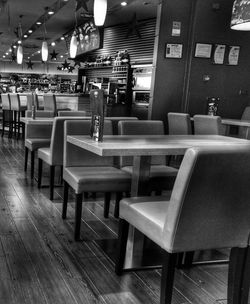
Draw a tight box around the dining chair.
[238,106,250,139]
[34,94,44,110]
[193,114,224,135]
[62,120,131,240]
[44,94,70,116]
[117,120,178,218]
[9,93,27,139]
[25,93,34,111]
[37,117,89,200]
[115,145,250,304]
[1,93,13,138]
[167,112,192,135]
[24,111,54,179]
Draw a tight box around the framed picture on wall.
[194,43,212,58]
[165,43,183,59]
[227,46,240,66]
[212,44,226,64]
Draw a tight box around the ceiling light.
[3,55,5,58]
[17,45,23,64]
[37,50,41,54]
[121,2,127,6]
[13,45,17,49]
[231,0,250,30]
[28,56,30,59]
[23,34,28,38]
[36,21,42,25]
[5,52,8,55]
[28,30,33,33]
[60,55,63,58]
[94,0,107,26]
[48,11,54,15]
[8,48,11,52]
[70,31,78,58]
[51,42,56,46]
[18,40,22,44]
[41,41,49,62]
[60,36,65,40]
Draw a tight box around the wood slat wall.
[79,18,156,65]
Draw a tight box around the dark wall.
[188,0,250,118]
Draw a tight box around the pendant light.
[41,13,48,62]
[231,0,250,30]
[17,16,23,65]
[70,2,79,59]
[93,0,107,26]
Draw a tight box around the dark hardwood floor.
[0,136,249,304]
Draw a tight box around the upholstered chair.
[116,145,250,304]
[193,115,224,135]
[24,111,54,179]
[37,117,90,200]
[1,93,13,138]
[9,93,27,139]
[239,106,250,139]
[62,120,131,241]
[44,94,70,116]
[167,112,192,135]
[25,93,34,111]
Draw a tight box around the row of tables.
[21,115,250,269]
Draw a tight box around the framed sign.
[165,43,183,59]
[227,46,240,65]
[194,43,212,58]
[212,44,226,64]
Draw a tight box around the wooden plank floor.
[0,136,249,304]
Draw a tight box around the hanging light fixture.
[41,12,48,62]
[231,0,250,30]
[93,0,107,26]
[17,16,23,64]
[70,31,78,58]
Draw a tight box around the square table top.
[67,134,250,157]
[221,118,250,127]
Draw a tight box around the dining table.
[67,134,250,270]
[221,118,250,138]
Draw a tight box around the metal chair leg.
[74,193,83,241]
[62,181,69,219]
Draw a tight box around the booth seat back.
[162,145,250,253]
[58,111,88,117]
[44,94,56,114]
[64,120,113,167]
[118,120,166,167]
[193,115,223,135]
[1,94,10,110]
[9,93,21,111]
[25,110,55,118]
[167,112,192,135]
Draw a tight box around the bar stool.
[9,93,27,139]
[1,93,13,138]
[44,94,70,116]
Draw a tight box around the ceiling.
[0,0,158,63]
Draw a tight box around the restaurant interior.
[0,0,249,304]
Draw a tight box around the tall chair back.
[64,120,113,168]
[193,115,223,135]
[26,93,34,110]
[44,94,57,114]
[118,120,166,167]
[25,110,55,118]
[1,93,10,110]
[168,112,192,135]
[58,111,87,117]
[239,106,250,139]
[9,93,21,111]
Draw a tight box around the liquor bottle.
[93,115,100,141]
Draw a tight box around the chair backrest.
[162,145,250,253]
[109,117,138,135]
[118,120,166,167]
[167,112,192,135]
[44,94,56,114]
[25,110,55,117]
[25,93,34,110]
[1,94,10,110]
[34,94,44,110]
[193,115,222,135]
[239,106,250,139]
[58,111,87,117]
[64,120,113,167]
[9,93,21,111]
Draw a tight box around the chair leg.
[62,181,69,219]
[114,192,123,218]
[13,111,17,138]
[74,193,83,241]
[17,111,21,140]
[38,158,43,188]
[2,111,5,137]
[228,246,250,304]
[84,192,89,199]
[115,219,129,275]
[30,151,35,179]
[49,165,55,200]
[183,250,195,267]
[24,147,28,172]
[160,252,177,304]
[104,192,111,218]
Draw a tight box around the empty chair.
[116,145,250,304]
[25,93,34,111]
[167,112,192,135]
[44,94,70,116]
[239,106,250,139]
[62,120,131,240]
[9,93,27,139]
[193,115,224,135]
[1,93,13,138]
[58,110,87,117]
[34,94,44,110]
[24,111,54,179]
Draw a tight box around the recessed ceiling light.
[13,45,17,49]
[60,36,65,40]
[36,21,42,25]
[28,30,33,33]
[37,50,41,53]
[6,52,8,55]
[48,11,54,15]
[24,34,28,38]
[51,42,56,46]
[121,1,127,6]
[60,55,63,58]
[9,48,11,52]
[18,40,22,44]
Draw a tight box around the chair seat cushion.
[38,147,52,165]
[120,196,171,248]
[25,139,51,151]
[64,166,131,194]
[121,165,178,191]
